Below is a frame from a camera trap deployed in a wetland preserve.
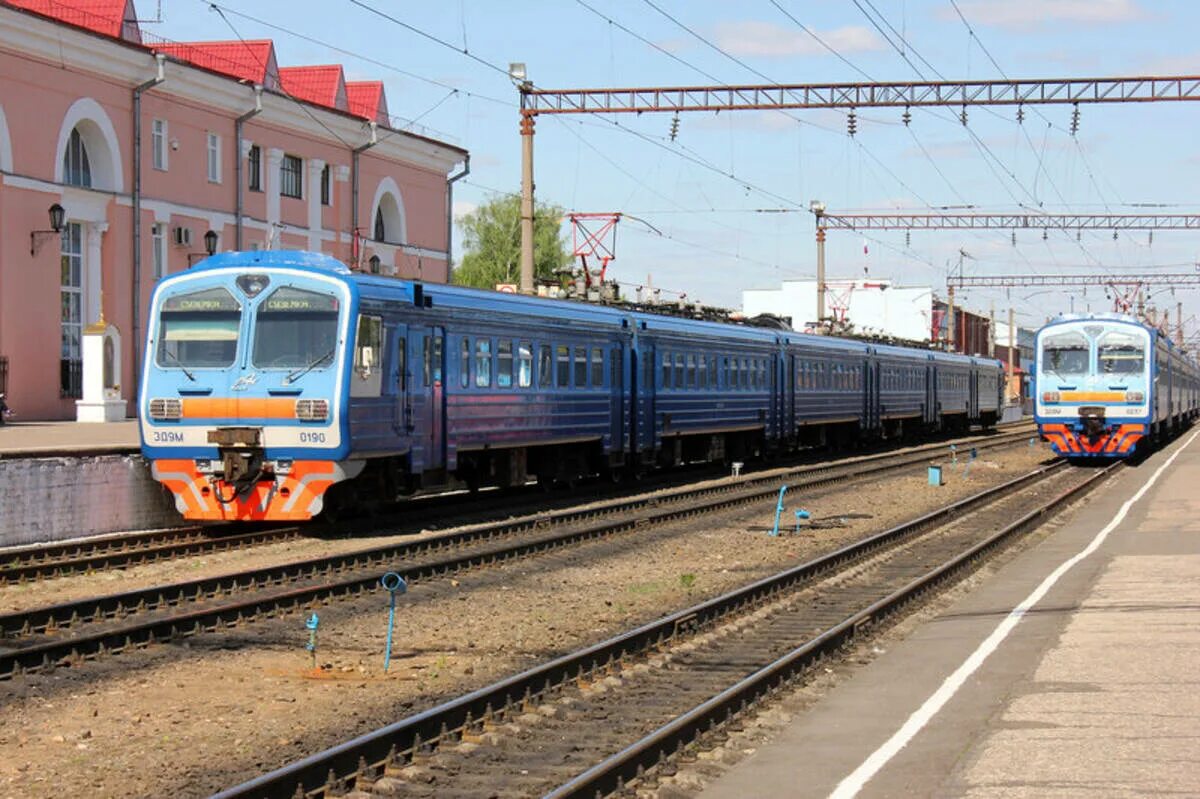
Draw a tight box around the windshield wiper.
[285,349,335,384]
[160,350,197,382]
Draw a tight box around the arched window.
[374,206,386,242]
[63,128,92,188]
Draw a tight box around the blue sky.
[144,0,1200,332]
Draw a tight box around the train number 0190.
[299,431,327,444]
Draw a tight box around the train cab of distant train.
[140,252,357,521]
[1034,315,1151,457]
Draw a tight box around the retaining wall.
[0,454,185,546]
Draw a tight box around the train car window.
[423,336,432,386]
[497,339,513,388]
[674,353,685,389]
[396,340,406,391]
[157,287,241,368]
[538,344,552,388]
[518,341,532,388]
[432,336,443,383]
[252,287,338,371]
[662,353,672,389]
[686,354,696,388]
[1098,331,1145,374]
[351,314,384,396]
[698,355,708,388]
[460,338,470,388]
[1041,331,1088,376]
[475,339,492,388]
[556,345,570,387]
[591,347,604,387]
[574,346,588,387]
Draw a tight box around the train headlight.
[149,398,182,420]
[1042,391,1060,403]
[1127,391,1144,403]
[295,399,329,422]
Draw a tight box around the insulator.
[1011,230,1016,246]
[960,105,968,126]
[669,112,680,142]
[902,106,911,126]
[1113,230,1119,240]
[1149,231,1154,246]
[1070,104,1080,136]
[905,230,911,247]
[1077,229,1082,241]
[847,108,857,137]
[1016,105,1025,124]
[1042,229,1048,241]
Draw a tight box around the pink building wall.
[0,3,467,420]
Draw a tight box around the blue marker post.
[793,508,811,534]
[949,444,958,465]
[962,447,978,478]
[380,571,408,673]
[305,612,319,670]
[769,485,788,537]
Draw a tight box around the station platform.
[702,428,1200,798]
[0,419,139,457]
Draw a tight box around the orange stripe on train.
[150,458,336,521]
[181,397,297,419]
[1057,391,1127,403]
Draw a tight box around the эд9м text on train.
[139,251,1004,522]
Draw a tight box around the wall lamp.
[30,202,66,255]
[187,229,219,265]
[368,254,381,274]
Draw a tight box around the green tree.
[453,195,572,289]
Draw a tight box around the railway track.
[0,424,1033,586]
[0,428,1035,680]
[212,458,1115,799]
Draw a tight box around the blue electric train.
[1034,313,1199,458]
[140,251,1004,521]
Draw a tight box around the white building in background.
[742,279,934,342]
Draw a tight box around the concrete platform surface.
[701,429,1200,799]
[0,419,139,457]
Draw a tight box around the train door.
[865,357,880,434]
[633,338,655,459]
[407,325,446,474]
[969,368,979,420]
[390,323,410,434]
[784,351,796,446]
[610,339,625,456]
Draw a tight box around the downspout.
[350,121,378,268]
[445,155,470,281]
[234,84,263,250]
[131,52,166,400]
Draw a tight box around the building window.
[152,223,166,280]
[60,223,83,398]
[152,119,167,171]
[320,164,331,206]
[247,145,262,192]
[206,133,221,183]
[62,128,91,187]
[374,207,385,242]
[280,154,303,199]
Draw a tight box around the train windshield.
[1041,330,1089,376]
[1098,330,1145,375]
[157,287,241,368]
[252,286,340,369]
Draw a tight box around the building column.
[307,158,325,251]
[84,221,108,325]
[266,147,283,248]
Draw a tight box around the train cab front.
[140,255,358,521]
[1034,317,1150,458]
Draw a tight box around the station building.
[0,0,468,420]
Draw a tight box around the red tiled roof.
[153,39,279,89]
[6,0,140,42]
[279,65,348,111]
[345,80,389,125]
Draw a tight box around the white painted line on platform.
[829,430,1199,799]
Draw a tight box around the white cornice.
[0,7,467,176]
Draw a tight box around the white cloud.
[949,0,1145,31]
[711,21,883,58]
[452,200,478,220]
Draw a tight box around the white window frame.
[206,132,221,183]
[152,118,168,171]
[151,223,166,280]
